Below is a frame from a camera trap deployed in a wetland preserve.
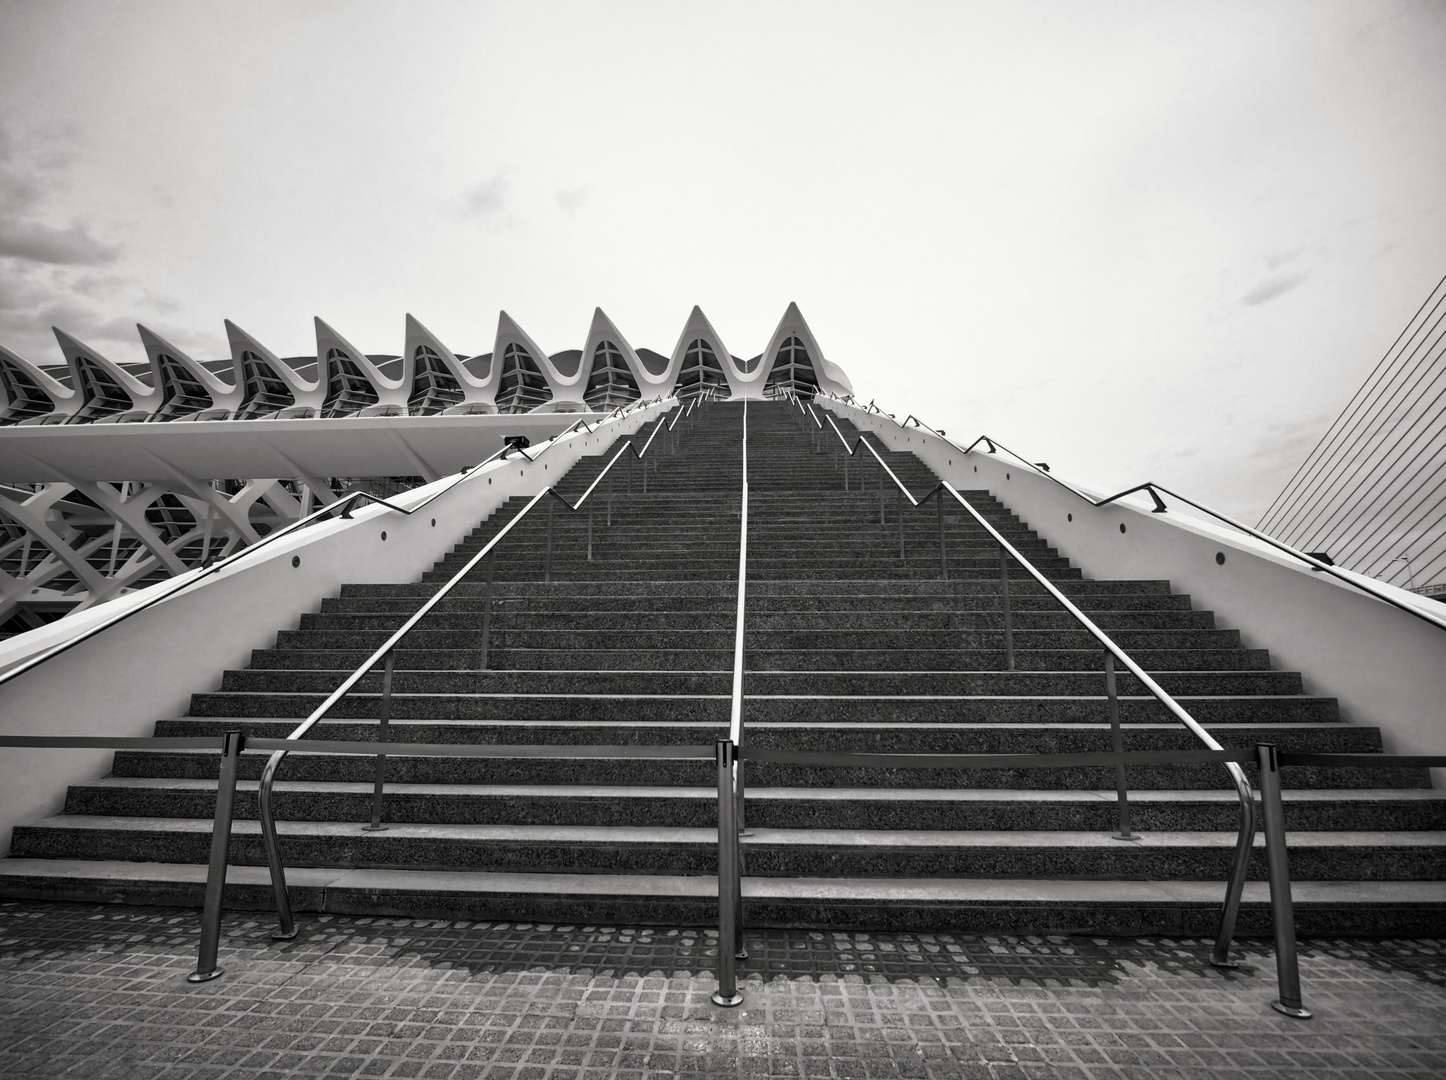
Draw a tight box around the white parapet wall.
[0,400,674,855]
[821,399,1446,787]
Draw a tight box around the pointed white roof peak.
[51,327,155,401]
[137,323,235,396]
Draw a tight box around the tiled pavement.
[0,901,1443,1078]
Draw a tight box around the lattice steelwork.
[235,350,296,419]
[150,352,214,421]
[321,347,380,418]
[496,342,551,413]
[583,341,640,409]
[676,339,727,399]
[408,346,464,415]
[68,356,134,424]
[764,335,819,395]
[0,356,55,425]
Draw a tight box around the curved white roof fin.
[0,341,75,424]
[580,308,658,404]
[52,327,155,421]
[137,324,240,419]
[403,313,496,413]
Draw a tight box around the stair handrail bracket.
[810,405,1258,968]
[257,398,684,939]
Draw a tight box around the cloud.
[555,185,588,214]
[1241,272,1308,307]
[0,219,120,266]
[0,121,121,268]
[458,174,509,219]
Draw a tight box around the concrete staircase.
[2,400,1443,934]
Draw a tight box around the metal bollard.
[1257,743,1312,1019]
[363,650,396,832]
[713,740,744,1007]
[190,730,243,983]
[999,544,1015,671]
[1104,653,1138,840]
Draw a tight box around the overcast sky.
[0,0,1442,521]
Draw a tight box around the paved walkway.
[0,900,1442,1078]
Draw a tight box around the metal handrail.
[0,405,656,687]
[795,395,1257,967]
[256,397,688,938]
[817,392,1446,635]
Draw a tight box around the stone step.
[63,779,1446,832]
[258,641,1269,672]
[14,816,1445,881]
[206,667,1310,697]
[169,690,1344,728]
[291,619,1242,653]
[110,723,1415,789]
[1,859,1438,936]
[315,604,1217,630]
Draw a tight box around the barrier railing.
[711,739,1446,1016]
[818,393,1446,635]
[257,396,693,939]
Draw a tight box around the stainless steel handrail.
[256,397,688,938]
[799,397,1256,966]
[818,392,1446,635]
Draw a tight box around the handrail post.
[844,450,849,491]
[1105,653,1138,840]
[1257,743,1312,1019]
[713,740,744,1007]
[258,751,297,940]
[998,544,1015,671]
[363,650,395,832]
[1211,767,1255,968]
[937,494,948,581]
[479,552,495,671]
[608,471,614,526]
[544,494,554,583]
[188,729,242,983]
[878,458,885,525]
[587,506,593,561]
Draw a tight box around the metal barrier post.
[937,495,949,582]
[999,545,1015,671]
[587,506,593,561]
[544,495,555,583]
[1256,742,1312,1019]
[363,651,395,832]
[608,471,614,526]
[189,729,242,983]
[713,740,744,1007]
[1105,653,1138,840]
[844,450,850,491]
[479,553,495,671]
[879,459,886,524]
